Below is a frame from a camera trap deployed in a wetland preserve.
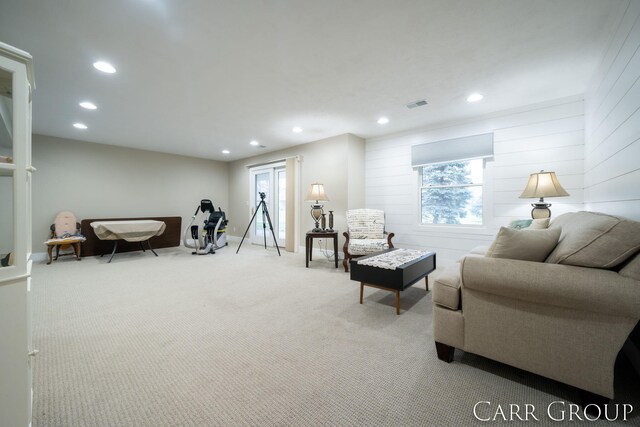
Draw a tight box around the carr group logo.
[472,401,634,422]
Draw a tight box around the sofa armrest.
[461,256,640,318]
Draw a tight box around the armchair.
[44,211,86,264]
[342,208,394,272]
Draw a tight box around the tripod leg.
[262,205,267,249]
[236,201,263,254]
[262,203,281,256]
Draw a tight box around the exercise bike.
[183,199,229,255]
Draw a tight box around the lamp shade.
[519,171,570,199]
[305,183,329,202]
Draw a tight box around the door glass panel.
[254,172,270,235]
[0,67,13,161]
[277,170,286,240]
[0,174,14,267]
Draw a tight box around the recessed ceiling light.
[467,93,483,103]
[222,149,230,154]
[73,123,88,129]
[250,140,260,146]
[79,101,97,110]
[377,117,389,125]
[292,126,303,133]
[93,61,116,74]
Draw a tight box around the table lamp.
[305,183,329,232]
[519,170,569,219]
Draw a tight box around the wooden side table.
[305,231,338,268]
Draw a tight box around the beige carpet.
[31,244,639,426]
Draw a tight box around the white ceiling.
[0,0,622,161]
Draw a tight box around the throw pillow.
[508,219,532,230]
[486,226,561,262]
[545,211,640,268]
[508,218,550,230]
[528,218,550,229]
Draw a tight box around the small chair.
[44,211,86,264]
[342,208,394,272]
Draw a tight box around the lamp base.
[310,204,324,233]
[530,203,551,219]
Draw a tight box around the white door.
[249,164,286,247]
[0,42,34,427]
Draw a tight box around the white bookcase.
[0,41,35,427]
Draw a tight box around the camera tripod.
[236,192,281,256]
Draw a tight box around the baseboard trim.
[31,252,48,262]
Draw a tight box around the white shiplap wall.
[365,96,585,266]
[584,0,640,220]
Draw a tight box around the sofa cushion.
[457,246,487,262]
[545,212,640,268]
[619,253,640,281]
[469,245,490,255]
[348,238,388,256]
[433,263,462,310]
[486,227,561,262]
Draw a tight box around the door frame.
[248,162,286,247]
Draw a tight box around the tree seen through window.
[420,159,483,225]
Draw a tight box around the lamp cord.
[315,238,335,260]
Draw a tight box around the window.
[419,158,484,225]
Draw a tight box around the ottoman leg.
[360,282,364,304]
[395,290,400,315]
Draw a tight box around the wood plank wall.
[365,97,585,266]
[584,0,640,220]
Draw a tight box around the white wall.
[365,96,585,265]
[584,0,640,220]
[347,134,366,210]
[32,135,229,252]
[228,133,365,251]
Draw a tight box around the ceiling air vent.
[406,99,428,109]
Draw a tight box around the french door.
[249,164,286,247]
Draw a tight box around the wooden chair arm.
[343,232,350,254]
[386,232,395,248]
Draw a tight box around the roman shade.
[411,133,494,167]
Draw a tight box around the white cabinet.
[0,41,35,427]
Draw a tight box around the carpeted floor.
[31,243,639,426]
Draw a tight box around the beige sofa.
[432,211,640,402]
